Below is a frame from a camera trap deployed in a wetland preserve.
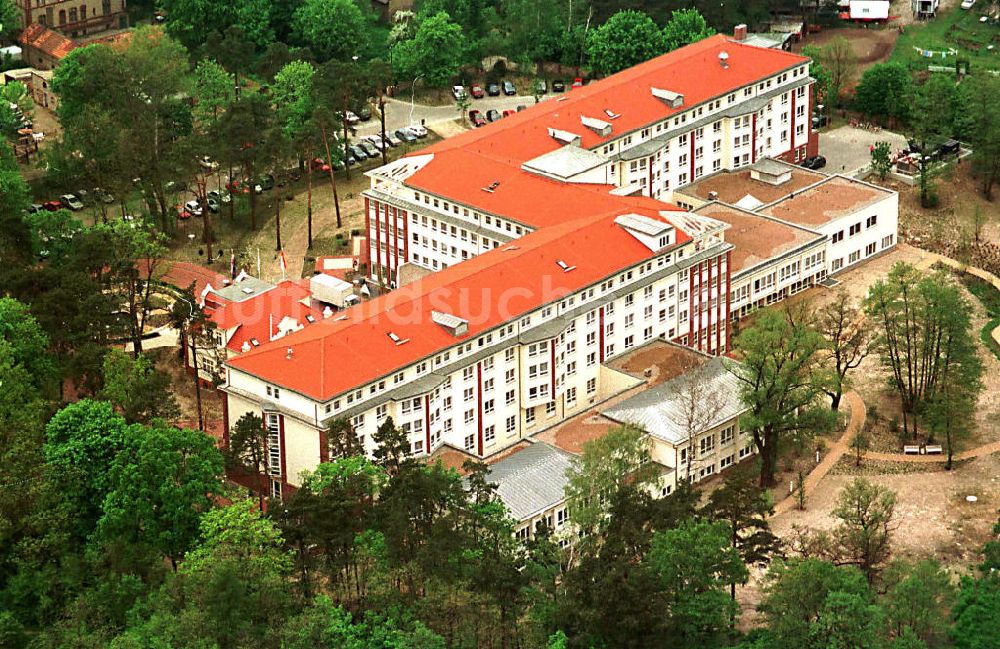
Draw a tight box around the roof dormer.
[581,115,612,137]
[651,87,684,108]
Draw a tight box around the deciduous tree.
[732,305,836,487]
[817,290,872,410]
[586,10,665,75]
[661,8,715,52]
[99,350,180,425]
[293,0,370,62]
[393,11,467,87]
[832,478,896,583]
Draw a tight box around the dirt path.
[773,391,867,515]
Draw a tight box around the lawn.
[891,5,1000,72]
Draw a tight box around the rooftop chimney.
[734,24,747,41]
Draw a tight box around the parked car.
[801,155,826,170]
[363,135,386,151]
[407,123,428,138]
[502,109,516,118]
[75,189,90,205]
[42,200,62,212]
[811,114,829,129]
[359,141,380,158]
[357,106,372,121]
[469,110,487,127]
[199,155,219,170]
[350,145,369,160]
[470,84,485,99]
[27,203,43,214]
[60,194,84,211]
[344,110,359,124]
[94,187,115,204]
[936,139,961,159]
[395,128,418,143]
[384,132,402,147]
[502,80,516,96]
[516,105,527,112]
[175,204,193,220]
[552,79,566,92]
[184,199,204,217]
[208,189,231,205]
[452,85,466,100]
[311,157,331,172]
[962,0,975,9]
[572,77,584,88]
[486,83,501,96]
[486,109,501,122]
[536,80,547,94]
[165,180,187,193]
[254,174,275,193]
[206,196,221,213]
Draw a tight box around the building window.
[485,425,496,443]
[506,416,516,434]
[699,434,716,456]
[464,434,475,451]
[526,408,535,425]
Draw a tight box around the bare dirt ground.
[794,26,900,86]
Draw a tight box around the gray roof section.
[751,158,792,176]
[602,358,747,444]
[615,213,672,236]
[213,276,275,302]
[522,145,607,180]
[483,442,574,521]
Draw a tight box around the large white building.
[217,31,892,499]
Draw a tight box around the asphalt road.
[354,92,552,136]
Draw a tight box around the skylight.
[555,259,577,273]
[387,332,410,345]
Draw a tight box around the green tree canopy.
[586,10,666,75]
[854,62,912,124]
[393,11,467,87]
[99,350,179,425]
[292,0,370,62]
[661,9,715,51]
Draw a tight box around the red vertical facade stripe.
[706,258,713,352]
[688,264,695,344]
[402,209,409,262]
[221,393,230,447]
[598,307,606,363]
[424,395,431,451]
[689,136,695,180]
[790,89,796,156]
[318,429,328,464]
[715,254,722,354]
[725,250,733,352]
[751,113,757,164]
[278,414,287,482]
[476,362,484,456]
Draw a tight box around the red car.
[502,109,516,118]
[572,77,584,88]
[175,204,193,220]
[42,200,62,212]
[311,157,332,172]
[469,110,487,127]
[470,84,485,99]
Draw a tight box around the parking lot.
[819,124,909,176]
[354,92,550,136]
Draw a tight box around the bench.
[925,445,943,455]
[903,445,921,455]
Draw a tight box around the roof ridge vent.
[651,87,684,108]
[481,180,501,193]
[387,331,410,345]
[603,109,621,120]
[580,115,612,137]
[555,259,577,273]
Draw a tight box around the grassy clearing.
[960,273,1000,360]
[891,6,1000,72]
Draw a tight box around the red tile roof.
[19,23,77,60]
[204,280,325,353]
[228,202,688,401]
[227,36,806,400]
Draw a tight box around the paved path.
[773,391,866,515]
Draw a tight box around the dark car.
[536,80,547,94]
[350,145,369,160]
[802,155,826,170]
[359,141,379,158]
[811,114,828,129]
[254,174,275,193]
[516,105,527,112]
[936,139,961,159]
[502,80,516,96]
[27,203,43,214]
[486,83,501,96]
[486,109,501,122]
[470,84,485,99]
[357,106,372,121]
[206,196,221,213]
[552,79,566,92]
[395,128,417,143]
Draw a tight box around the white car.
[184,199,204,217]
[961,0,975,8]
[452,85,466,100]
[407,123,428,138]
